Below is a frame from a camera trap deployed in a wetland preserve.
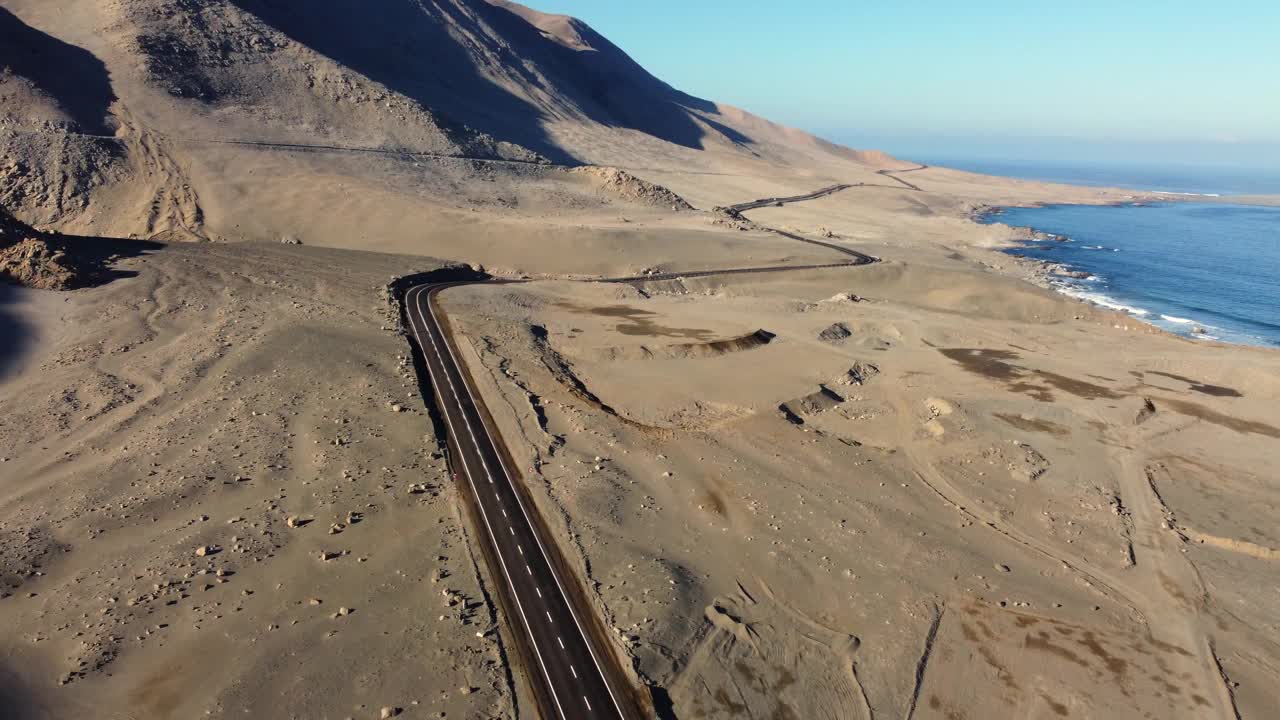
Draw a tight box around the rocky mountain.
[0,0,906,240]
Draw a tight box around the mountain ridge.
[0,0,909,239]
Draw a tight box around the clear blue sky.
[532,1,1280,168]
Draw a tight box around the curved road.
[719,183,855,213]
[877,165,928,191]
[403,172,1237,720]
[403,185,878,719]
[716,184,882,263]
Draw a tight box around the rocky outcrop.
[1135,397,1157,425]
[818,322,852,343]
[1051,266,1092,280]
[0,237,77,289]
[570,166,694,210]
[0,208,76,289]
[833,362,880,386]
[778,384,846,424]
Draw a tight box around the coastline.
[976,200,1279,350]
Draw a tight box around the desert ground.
[3,1,1280,719]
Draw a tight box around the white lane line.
[546,611,553,622]
[558,636,566,650]
[422,286,627,717]
[536,588,542,598]
[408,285,569,720]
[527,565,533,576]
[509,527,515,536]
[571,666,578,679]
[429,290,628,719]
[518,546,524,556]
[585,697,593,711]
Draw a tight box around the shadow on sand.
[222,0,752,164]
[1,235,163,382]
[0,6,117,134]
[0,282,36,382]
[0,662,41,720]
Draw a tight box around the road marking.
[546,611,553,622]
[585,698,593,711]
[407,286,570,720]
[571,665,578,679]
[518,546,524,556]
[527,565,533,576]
[558,636,565,649]
[536,588,542,598]
[418,284,631,719]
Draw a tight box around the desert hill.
[0,7,115,135]
[0,0,910,244]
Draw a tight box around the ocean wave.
[1060,287,1151,317]
[1152,190,1222,198]
[1160,315,1194,324]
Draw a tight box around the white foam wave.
[1152,191,1222,198]
[1060,287,1151,317]
[1161,315,1194,324]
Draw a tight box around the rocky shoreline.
[968,203,1093,286]
[970,201,1261,346]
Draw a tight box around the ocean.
[921,157,1280,196]
[984,202,1280,347]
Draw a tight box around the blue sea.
[984,202,1280,347]
[923,157,1280,196]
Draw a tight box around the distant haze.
[536,1,1280,169]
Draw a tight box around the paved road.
[719,183,855,214]
[400,182,883,719]
[716,184,880,263]
[405,284,637,720]
[877,165,928,191]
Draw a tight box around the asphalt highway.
[877,164,929,191]
[400,183,883,719]
[405,283,636,720]
[718,184,880,263]
[720,183,855,213]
